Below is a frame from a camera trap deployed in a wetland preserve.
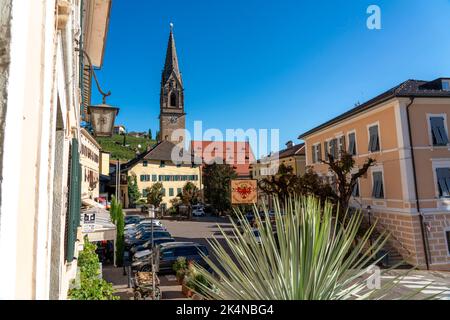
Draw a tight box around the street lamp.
[77,48,120,137]
[148,205,156,300]
[88,104,119,137]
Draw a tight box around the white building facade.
[0,0,112,299]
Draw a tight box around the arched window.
[170,92,177,107]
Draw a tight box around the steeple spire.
[162,23,181,85]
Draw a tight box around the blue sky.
[93,0,450,152]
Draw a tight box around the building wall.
[100,152,110,176]
[80,129,100,200]
[303,97,450,269]
[0,0,84,299]
[127,159,201,209]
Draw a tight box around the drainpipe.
[405,97,430,270]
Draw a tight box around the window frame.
[367,122,381,153]
[347,130,357,156]
[312,143,321,164]
[371,168,385,199]
[427,113,449,147]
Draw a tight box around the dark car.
[129,237,175,255]
[125,225,167,239]
[125,231,172,249]
[125,215,142,225]
[154,242,209,273]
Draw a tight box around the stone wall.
[0,0,12,224]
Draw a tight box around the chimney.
[286,141,294,149]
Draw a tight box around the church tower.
[159,24,185,144]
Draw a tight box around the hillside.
[96,134,157,161]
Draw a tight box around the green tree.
[190,197,433,300]
[156,131,161,142]
[180,182,201,219]
[127,174,141,207]
[115,203,125,266]
[203,163,237,215]
[148,129,152,140]
[68,237,118,300]
[146,182,164,209]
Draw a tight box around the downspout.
[405,97,430,270]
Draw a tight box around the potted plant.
[172,257,188,285]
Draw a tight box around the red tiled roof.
[190,141,255,177]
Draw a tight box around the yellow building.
[121,141,202,210]
[300,78,450,270]
[80,128,101,200]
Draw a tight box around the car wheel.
[140,265,151,272]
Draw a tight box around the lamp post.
[148,205,156,300]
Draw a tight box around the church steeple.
[159,23,186,144]
[162,23,182,86]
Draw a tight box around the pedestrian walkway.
[383,271,450,300]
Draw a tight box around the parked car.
[125,231,172,249]
[125,226,166,239]
[192,208,206,217]
[130,237,175,255]
[125,215,142,225]
[133,242,209,273]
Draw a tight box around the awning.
[82,198,106,209]
[81,207,116,242]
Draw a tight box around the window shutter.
[348,133,356,155]
[66,138,81,262]
[372,172,384,198]
[430,117,449,146]
[436,168,450,197]
[311,146,316,163]
[317,144,322,161]
[324,141,329,161]
[369,126,380,152]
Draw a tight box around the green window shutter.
[66,138,81,262]
[369,126,380,152]
[372,172,384,199]
[436,168,450,197]
[430,117,449,146]
[348,133,356,155]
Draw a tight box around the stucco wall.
[128,159,202,208]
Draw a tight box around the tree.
[190,197,432,300]
[180,182,201,219]
[156,131,161,142]
[321,152,375,217]
[127,174,141,207]
[146,182,164,209]
[109,196,125,266]
[148,129,153,140]
[203,163,238,215]
[258,164,299,202]
[296,167,336,205]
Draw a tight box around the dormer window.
[443,80,450,91]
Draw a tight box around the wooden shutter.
[66,138,81,262]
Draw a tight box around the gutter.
[405,97,430,270]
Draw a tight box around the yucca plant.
[191,196,437,300]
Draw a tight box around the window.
[152,175,157,182]
[368,125,380,152]
[169,188,174,196]
[352,180,360,197]
[143,160,148,167]
[436,168,450,198]
[177,188,182,196]
[160,161,166,168]
[324,141,329,161]
[170,92,177,107]
[372,171,384,199]
[161,188,166,197]
[443,80,450,91]
[142,189,148,197]
[312,144,322,164]
[329,139,338,159]
[348,132,357,156]
[446,231,450,255]
[429,117,449,146]
[338,136,346,156]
